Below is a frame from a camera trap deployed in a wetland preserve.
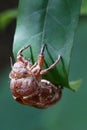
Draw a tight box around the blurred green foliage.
[81,0,87,15]
[0,16,87,130]
[0,8,17,30]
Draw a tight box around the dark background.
[0,0,18,71]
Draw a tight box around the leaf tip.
[69,79,82,92]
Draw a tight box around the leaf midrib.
[41,0,49,44]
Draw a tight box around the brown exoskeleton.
[9,44,62,108]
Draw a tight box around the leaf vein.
[48,13,66,30]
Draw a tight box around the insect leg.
[40,55,62,75]
[30,44,46,75]
[37,44,46,69]
[17,45,31,56]
[10,56,13,68]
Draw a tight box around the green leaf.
[69,80,82,92]
[0,9,17,30]
[13,0,82,90]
